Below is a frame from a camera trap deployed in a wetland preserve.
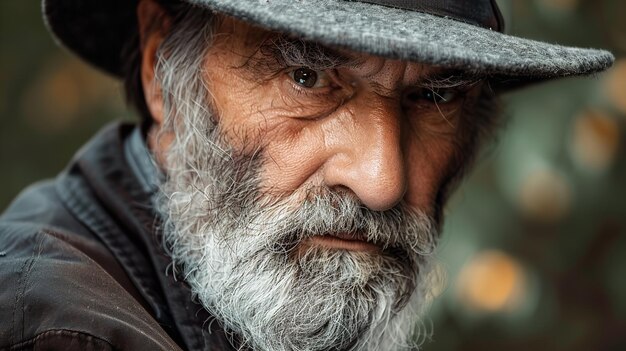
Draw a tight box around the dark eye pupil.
[422,89,444,103]
[404,88,448,105]
[293,68,318,88]
[424,90,435,101]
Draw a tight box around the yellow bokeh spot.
[570,109,621,173]
[605,59,626,115]
[456,250,527,313]
[518,167,572,223]
[20,55,122,133]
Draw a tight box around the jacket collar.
[124,127,161,195]
[56,122,233,351]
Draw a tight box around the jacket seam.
[10,232,45,346]
[1,328,115,351]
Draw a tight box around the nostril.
[331,185,354,196]
[327,185,359,206]
[321,150,408,211]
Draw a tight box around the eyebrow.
[241,34,362,77]
[241,34,485,89]
[420,69,485,89]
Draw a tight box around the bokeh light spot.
[518,167,572,223]
[569,109,621,174]
[605,59,626,115]
[456,250,527,313]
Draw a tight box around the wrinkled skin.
[139,0,481,252]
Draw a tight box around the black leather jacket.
[0,123,233,350]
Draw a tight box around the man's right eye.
[289,68,332,89]
[292,68,318,88]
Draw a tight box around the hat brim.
[44,0,615,89]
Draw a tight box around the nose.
[323,98,407,211]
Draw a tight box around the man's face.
[159,16,482,219]
[145,11,487,351]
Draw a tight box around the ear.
[137,0,172,126]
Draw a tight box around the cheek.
[207,73,262,135]
[205,76,346,195]
[256,119,333,195]
[403,136,458,209]
[402,110,465,209]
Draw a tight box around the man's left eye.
[290,67,331,89]
[404,88,459,105]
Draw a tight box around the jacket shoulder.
[1,180,89,235]
[0,225,181,351]
[0,182,181,351]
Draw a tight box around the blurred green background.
[0,0,624,350]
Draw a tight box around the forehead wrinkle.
[369,81,398,99]
[355,59,425,95]
[209,15,278,70]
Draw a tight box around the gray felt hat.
[43,0,614,88]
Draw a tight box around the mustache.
[234,185,438,259]
[224,185,438,313]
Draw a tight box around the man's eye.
[404,88,459,105]
[289,68,330,89]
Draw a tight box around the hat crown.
[347,0,504,31]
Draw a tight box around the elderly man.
[0,0,614,350]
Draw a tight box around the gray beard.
[154,117,440,351]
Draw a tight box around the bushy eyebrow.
[419,69,484,90]
[239,34,485,90]
[240,34,361,78]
